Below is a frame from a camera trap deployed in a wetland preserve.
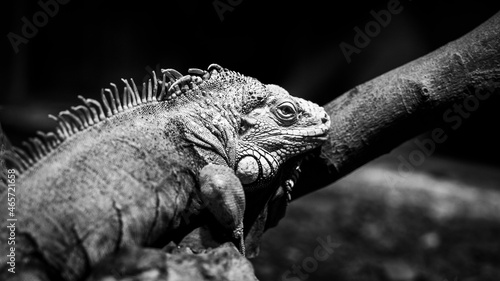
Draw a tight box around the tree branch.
[292,11,500,199]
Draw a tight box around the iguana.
[0,64,330,281]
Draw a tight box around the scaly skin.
[0,64,330,281]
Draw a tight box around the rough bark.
[292,11,500,200]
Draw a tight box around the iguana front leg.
[198,164,246,255]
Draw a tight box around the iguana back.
[2,72,209,280]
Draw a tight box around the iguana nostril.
[321,113,329,124]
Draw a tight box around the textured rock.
[87,243,258,281]
[166,243,258,281]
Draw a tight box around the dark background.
[2,1,500,280]
[2,0,500,166]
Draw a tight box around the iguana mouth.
[314,135,329,141]
[278,126,330,142]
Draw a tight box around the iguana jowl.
[0,64,330,281]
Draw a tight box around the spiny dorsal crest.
[198,64,270,114]
[3,63,245,174]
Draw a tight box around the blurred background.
[2,0,500,280]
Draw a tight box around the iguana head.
[231,83,330,188]
[165,64,330,191]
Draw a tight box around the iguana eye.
[275,102,297,122]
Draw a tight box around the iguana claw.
[233,222,246,256]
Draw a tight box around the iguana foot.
[199,164,247,256]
